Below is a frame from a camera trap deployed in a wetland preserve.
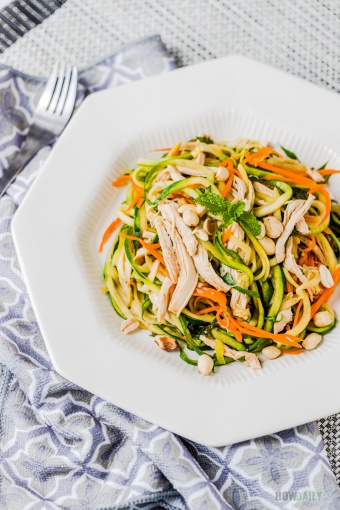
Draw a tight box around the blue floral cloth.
[0,36,340,510]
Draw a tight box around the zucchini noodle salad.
[99,136,340,376]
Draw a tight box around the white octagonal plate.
[12,56,340,446]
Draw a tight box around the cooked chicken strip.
[276,195,315,263]
[159,201,198,256]
[157,277,173,323]
[176,165,205,177]
[283,237,307,284]
[167,165,184,182]
[306,167,324,183]
[154,216,179,283]
[230,175,247,202]
[273,308,293,334]
[192,244,231,292]
[200,335,261,370]
[168,228,198,316]
[295,217,310,235]
[253,181,275,197]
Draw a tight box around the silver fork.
[0,62,78,197]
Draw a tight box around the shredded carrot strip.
[120,234,167,269]
[215,310,243,342]
[286,281,294,293]
[193,288,227,309]
[136,197,144,208]
[318,169,340,176]
[193,296,215,313]
[304,215,320,223]
[149,147,172,152]
[258,164,316,185]
[158,265,169,277]
[281,348,305,355]
[310,266,340,317]
[112,175,143,194]
[221,171,234,198]
[222,225,233,244]
[324,229,331,235]
[234,320,302,348]
[126,193,143,212]
[300,234,316,253]
[186,183,205,188]
[308,184,326,193]
[244,147,283,165]
[262,175,316,186]
[127,279,133,287]
[197,306,220,315]
[98,218,122,253]
[293,300,303,328]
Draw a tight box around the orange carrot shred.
[98,218,122,253]
[300,234,316,253]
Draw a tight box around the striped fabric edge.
[0,0,67,52]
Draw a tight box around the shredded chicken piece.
[273,308,293,334]
[276,195,315,263]
[195,152,205,165]
[306,167,324,183]
[154,168,171,183]
[157,277,174,323]
[230,175,247,202]
[295,217,310,235]
[159,201,198,256]
[253,181,274,197]
[176,165,205,177]
[168,228,198,316]
[154,216,179,283]
[200,335,261,370]
[283,237,307,285]
[166,165,183,182]
[192,244,230,292]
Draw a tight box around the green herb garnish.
[280,146,299,161]
[194,192,261,237]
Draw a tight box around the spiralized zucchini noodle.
[99,136,340,375]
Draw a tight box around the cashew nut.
[203,217,216,235]
[319,265,334,288]
[193,228,209,241]
[121,317,139,334]
[215,166,230,181]
[263,216,284,239]
[262,346,281,359]
[256,222,266,240]
[302,333,322,350]
[154,336,178,351]
[197,354,214,376]
[178,204,197,214]
[196,204,207,216]
[313,310,333,328]
[258,236,276,255]
[182,209,200,226]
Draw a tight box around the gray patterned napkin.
[0,36,340,510]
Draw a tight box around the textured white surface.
[12,56,340,446]
[1,0,340,96]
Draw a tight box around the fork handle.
[0,132,54,198]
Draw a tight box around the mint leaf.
[239,211,261,237]
[194,192,261,236]
[281,146,299,161]
[194,193,227,215]
[222,201,244,226]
